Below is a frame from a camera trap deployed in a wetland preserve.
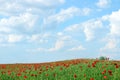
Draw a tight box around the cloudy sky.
[0,0,120,63]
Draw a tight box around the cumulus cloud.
[100,38,118,51]
[68,45,86,51]
[57,34,71,41]
[27,40,65,52]
[64,9,120,54]
[0,34,26,43]
[96,0,111,8]
[28,33,50,43]
[82,8,91,15]
[0,1,24,16]
[43,7,81,25]
[64,24,80,32]
[0,0,65,6]
[64,19,103,41]
[64,9,120,43]
[0,0,65,16]
[108,10,120,36]
[27,33,73,52]
[0,27,12,33]
[0,44,15,47]
[43,7,91,28]
[0,13,38,33]
[99,9,120,53]
[48,34,72,52]
[7,34,24,43]
[0,0,66,45]
[82,19,103,41]
[0,0,66,34]
[23,0,65,8]
[48,40,64,51]
[100,38,120,54]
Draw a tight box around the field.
[0,59,120,80]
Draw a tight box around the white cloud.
[108,10,120,36]
[36,47,47,51]
[57,32,63,36]
[0,34,6,43]
[0,44,15,47]
[0,1,24,16]
[28,34,42,42]
[64,19,103,41]
[27,40,64,52]
[68,45,85,51]
[57,32,72,41]
[96,0,111,8]
[0,34,25,43]
[100,39,117,51]
[26,47,47,53]
[48,34,71,52]
[0,0,65,16]
[0,0,66,47]
[43,7,81,24]
[105,39,116,49]
[64,24,80,32]
[99,10,120,53]
[83,19,103,41]
[23,0,65,7]
[1,33,49,44]
[82,8,91,15]
[48,40,64,51]
[0,27,12,33]
[7,34,24,43]
[43,7,91,27]
[0,13,38,31]
[0,0,65,36]
[28,33,50,43]
[27,33,73,52]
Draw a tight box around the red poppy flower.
[102,72,105,75]
[104,76,107,79]
[90,78,94,80]
[17,73,21,76]
[46,74,49,76]
[24,75,27,79]
[116,65,119,68]
[74,74,77,78]
[84,74,86,77]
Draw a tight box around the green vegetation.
[0,59,120,80]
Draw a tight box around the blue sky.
[0,0,120,63]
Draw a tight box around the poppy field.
[0,59,120,80]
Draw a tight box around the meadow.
[0,59,120,80]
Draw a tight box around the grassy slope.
[0,59,120,80]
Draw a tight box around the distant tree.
[99,56,107,60]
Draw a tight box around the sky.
[0,0,120,63]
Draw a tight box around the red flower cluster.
[108,70,112,76]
